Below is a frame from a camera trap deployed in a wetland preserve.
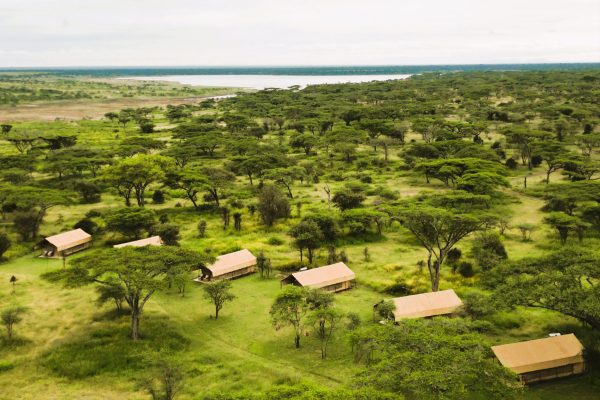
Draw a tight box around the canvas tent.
[42,228,92,257]
[491,334,585,384]
[114,236,163,248]
[195,249,257,281]
[281,262,355,293]
[384,289,463,321]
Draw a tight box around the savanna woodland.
[0,70,599,399]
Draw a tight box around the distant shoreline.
[1,63,599,76]
[121,74,412,89]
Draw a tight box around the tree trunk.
[215,305,220,320]
[295,332,301,349]
[131,307,141,340]
[6,324,12,340]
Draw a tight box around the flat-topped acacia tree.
[44,246,211,340]
[392,192,496,292]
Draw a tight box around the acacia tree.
[270,286,310,349]
[44,246,209,340]
[1,306,27,340]
[0,185,73,240]
[166,165,206,209]
[352,319,522,399]
[103,154,172,207]
[265,167,304,199]
[258,185,291,227]
[203,280,235,320]
[533,141,571,183]
[486,247,600,330]
[288,220,324,264]
[393,195,493,291]
[201,167,235,207]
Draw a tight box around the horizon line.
[1,62,600,70]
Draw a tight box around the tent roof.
[290,262,355,289]
[491,334,584,374]
[44,228,91,252]
[208,249,256,277]
[392,289,463,320]
[114,236,163,248]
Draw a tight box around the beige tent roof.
[391,289,463,320]
[208,249,256,277]
[491,334,584,374]
[290,262,355,289]
[45,228,92,252]
[113,236,163,248]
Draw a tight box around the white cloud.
[0,0,598,66]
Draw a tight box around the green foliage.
[470,232,507,271]
[203,280,236,319]
[289,220,324,264]
[0,232,11,259]
[352,319,522,399]
[485,247,600,330]
[258,185,290,227]
[104,207,157,239]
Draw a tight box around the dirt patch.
[0,96,218,122]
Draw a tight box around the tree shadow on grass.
[40,315,190,379]
[0,336,32,351]
[91,307,131,322]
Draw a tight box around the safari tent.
[381,289,463,321]
[42,228,92,257]
[491,334,585,384]
[195,249,257,281]
[281,262,355,293]
[113,236,163,248]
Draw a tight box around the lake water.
[123,74,411,89]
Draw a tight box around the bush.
[0,360,14,372]
[74,181,102,204]
[267,237,284,246]
[505,158,518,170]
[73,218,98,235]
[470,232,508,271]
[0,233,11,259]
[531,154,543,167]
[198,220,207,238]
[152,190,165,204]
[277,261,307,272]
[104,207,157,239]
[457,261,475,277]
[152,223,181,246]
[85,209,103,218]
[384,280,412,296]
[463,292,496,319]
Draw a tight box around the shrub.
[73,218,98,235]
[152,190,165,204]
[74,181,102,203]
[85,209,103,218]
[384,280,412,296]
[457,261,475,277]
[267,237,284,245]
[104,207,157,239]
[198,220,207,238]
[0,360,14,372]
[470,232,508,271]
[0,233,11,259]
[152,223,181,246]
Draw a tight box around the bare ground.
[0,96,218,122]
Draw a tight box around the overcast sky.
[1,0,599,67]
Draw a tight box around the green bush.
[0,360,14,373]
[457,261,475,278]
[267,237,284,245]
